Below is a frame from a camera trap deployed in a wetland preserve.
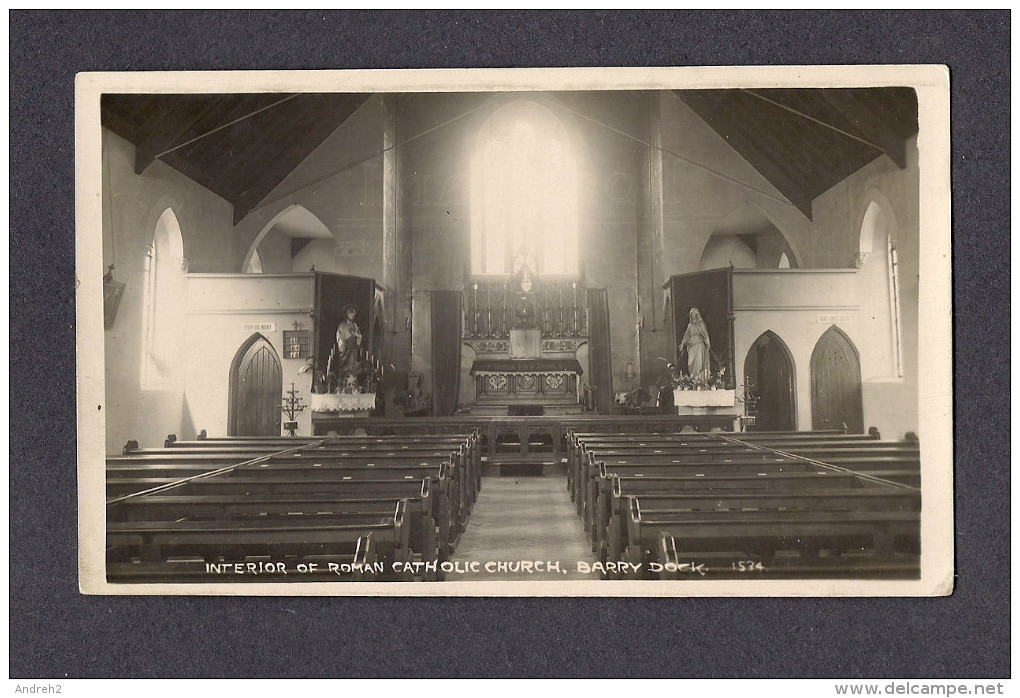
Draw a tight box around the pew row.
[107,432,481,582]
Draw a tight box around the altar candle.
[472,283,479,336]
[485,284,491,336]
[502,282,508,336]
[558,286,565,330]
[583,287,588,332]
[572,282,578,334]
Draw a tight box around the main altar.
[463,277,587,414]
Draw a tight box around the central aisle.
[448,477,598,582]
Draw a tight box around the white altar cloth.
[311,393,376,413]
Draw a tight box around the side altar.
[462,277,588,413]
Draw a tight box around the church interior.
[98,86,923,583]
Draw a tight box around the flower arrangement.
[333,358,383,394]
[672,366,728,391]
[302,354,384,395]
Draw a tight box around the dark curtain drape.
[669,268,734,383]
[587,288,613,414]
[430,290,462,416]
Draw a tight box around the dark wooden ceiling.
[101,88,917,225]
[102,93,370,224]
[676,88,918,217]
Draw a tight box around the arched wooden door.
[229,334,282,436]
[744,331,796,431]
[810,327,863,434]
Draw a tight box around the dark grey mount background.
[10,10,1007,679]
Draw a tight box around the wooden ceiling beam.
[821,91,909,169]
[133,100,223,175]
[713,128,816,219]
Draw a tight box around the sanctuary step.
[464,405,585,416]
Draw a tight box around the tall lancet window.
[470,100,579,276]
[141,208,187,389]
[858,199,903,379]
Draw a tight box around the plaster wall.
[811,137,920,439]
[101,128,234,453]
[184,274,317,438]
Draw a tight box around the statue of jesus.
[334,304,362,377]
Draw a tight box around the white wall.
[699,234,757,270]
[184,274,317,438]
[730,177,919,442]
[102,129,235,452]
[101,94,919,444]
[812,137,920,439]
[734,270,853,431]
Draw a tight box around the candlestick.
[485,284,492,337]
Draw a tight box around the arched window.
[470,100,579,276]
[857,200,903,378]
[700,204,799,270]
[141,208,187,389]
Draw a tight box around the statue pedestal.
[673,388,735,408]
[673,389,737,420]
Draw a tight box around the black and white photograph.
[76,66,952,595]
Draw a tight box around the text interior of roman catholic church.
[100,87,924,583]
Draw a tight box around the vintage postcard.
[76,66,953,596]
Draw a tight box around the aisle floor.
[447,476,597,582]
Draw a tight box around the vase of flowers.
[673,366,728,391]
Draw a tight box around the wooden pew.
[566,434,766,502]
[109,444,475,543]
[107,477,439,569]
[565,429,858,499]
[111,444,461,562]
[108,535,379,583]
[277,443,479,515]
[238,456,465,541]
[601,484,920,567]
[589,459,833,549]
[162,433,482,510]
[591,461,918,553]
[624,499,920,579]
[572,445,802,533]
[571,432,921,534]
[593,468,871,561]
[107,501,412,582]
[108,462,455,560]
[656,532,919,580]
[571,443,785,507]
[570,428,922,579]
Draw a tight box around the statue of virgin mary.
[680,307,712,381]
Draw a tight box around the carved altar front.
[471,357,582,406]
[463,278,588,411]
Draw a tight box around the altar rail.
[311,415,737,473]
